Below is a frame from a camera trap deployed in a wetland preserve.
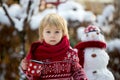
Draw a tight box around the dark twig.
[1,1,15,26]
[22,0,32,57]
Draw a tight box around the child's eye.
[55,31,60,33]
[46,31,50,33]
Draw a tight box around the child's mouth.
[50,40,56,42]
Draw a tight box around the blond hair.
[39,13,69,42]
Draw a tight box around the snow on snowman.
[75,25,114,80]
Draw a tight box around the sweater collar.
[33,36,70,61]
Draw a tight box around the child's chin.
[49,43,57,45]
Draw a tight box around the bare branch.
[2,6,15,26]
[22,0,33,57]
[1,1,15,26]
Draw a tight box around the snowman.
[75,25,114,80]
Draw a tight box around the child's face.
[43,26,63,45]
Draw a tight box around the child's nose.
[50,33,55,38]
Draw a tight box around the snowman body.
[84,48,109,70]
[80,25,114,80]
[84,48,114,80]
[85,68,114,80]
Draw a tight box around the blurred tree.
[0,0,120,80]
[0,0,38,79]
[107,0,120,80]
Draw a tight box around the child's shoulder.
[30,41,41,47]
[29,41,41,52]
[68,46,78,54]
[66,47,79,62]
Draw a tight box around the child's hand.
[21,58,28,70]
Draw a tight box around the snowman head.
[81,25,105,42]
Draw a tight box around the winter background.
[0,0,120,80]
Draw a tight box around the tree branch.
[1,1,15,26]
[22,0,32,57]
[1,1,21,33]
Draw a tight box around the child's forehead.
[44,25,61,30]
[44,25,62,29]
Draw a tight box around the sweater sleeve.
[26,41,41,60]
[71,61,87,80]
[21,41,42,80]
[71,49,87,80]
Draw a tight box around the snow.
[0,0,117,48]
[20,0,29,9]
[30,8,57,30]
[0,4,11,25]
[0,0,96,29]
[30,13,43,30]
[0,7,5,14]
[84,11,96,22]
[0,0,119,53]
[0,12,11,25]
[0,0,118,47]
[13,18,24,31]
[8,4,22,17]
[102,5,115,19]
[107,39,120,52]
[80,25,115,80]
[60,10,85,22]
[58,0,85,11]
[96,15,107,26]
[0,0,119,80]
[77,27,85,40]
[77,25,106,42]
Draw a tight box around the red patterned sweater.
[22,36,87,80]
